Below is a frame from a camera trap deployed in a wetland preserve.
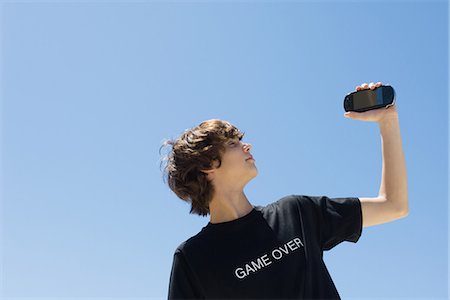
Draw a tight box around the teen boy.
[161,81,408,299]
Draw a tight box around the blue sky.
[0,1,448,299]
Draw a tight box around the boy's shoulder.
[173,224,213,255]
[264,194,311,210]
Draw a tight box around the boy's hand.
[344,82,399,123]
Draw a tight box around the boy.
[161,82,408,299]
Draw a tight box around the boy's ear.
[200,159,219,180]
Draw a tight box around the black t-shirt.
[168,194,363,299]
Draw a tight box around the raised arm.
[344,82,409,228]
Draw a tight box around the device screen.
[353,88,384,109]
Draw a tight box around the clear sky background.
[0,0,448,299]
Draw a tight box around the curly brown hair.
[159,119,245,216]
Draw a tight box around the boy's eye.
[228,137,243,146]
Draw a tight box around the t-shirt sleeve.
[168,249,203,299]
[304,195,363,251]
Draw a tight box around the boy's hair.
[159,119,245,216]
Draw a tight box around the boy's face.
[205,137,257,188]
